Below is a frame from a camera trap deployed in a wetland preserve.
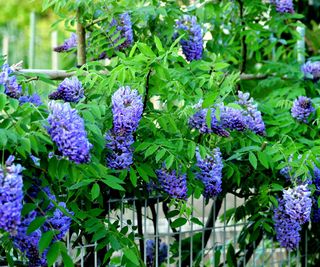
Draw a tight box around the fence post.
[2,35,9,63]
[51,31,58,69]
[29,12,36,68]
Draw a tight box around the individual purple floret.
[273,0,294,14]
[146,239,168,267]
[174,15,203,61]
[19,94,42,106]
[237,91,266,136]
[189,108,230,137]
[112,86,143,135]
[220,105,247,132]
[43,202,73,241]
[54,33,77,53]
[0,64,22,99]
[196,147,223,198]
[301,61,320,81]
[273,198,301,250]
[105,131,134,170]
[0,156,23,235]
[156,168,188,200]
[49,77,84,103]
[47,101,92,164]
[282,184,312,224]
[13,211,47,267]
[291,96,314,123]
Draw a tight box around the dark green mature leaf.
[249,152,257,169]
[46,242,60,266]
[27,216,46,235]
[91,183,100,200]
[171,218,187,228]
[39,230,55,254]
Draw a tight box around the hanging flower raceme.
[106,86,143,170]
[19,94,42,106]
[0,156,23,235]
[156,168,188,200]
[311,166,320,222]
[273,0,294,14]
[291,96,314,123]
[196,148,223,198]
[273,199,301,250]
[49,77,84,103]
[189,108,230,137]
[237,91,266,136]
[219,105,247,132]
[54,33,77,53]
[43,202,73,241]
[174,15,203,61]
[47,101,92,164]
[112,12,134,50]
[0,64,22,99]
[13,211,47,267]
[301,61,320,81]
[146,239,168,267]
[282,184,312,224]
[105,131,134,170]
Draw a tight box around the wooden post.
[51,31,58,69]
[29,12,36,68]
[2,35,9,63]
[76,8,86,66]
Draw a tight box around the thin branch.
[143,69,152,110]
[136,200,145,260]
[86,16,110,28]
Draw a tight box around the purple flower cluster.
[13,211,47,267]
[110,13,134,50]
[49,77,84,103]
[188,108,230,137]
[174,15,203,61]
[279,155,293,181]
[0,64,22,99]
[146,239,168,267]
[274,185,312,250]
[156,168,187,200]
[19,94,42,106]
[311,166,320,222]
[291,96,314,123]
[54,33,77,53]
[47,101,92,164]
[0,156,23,235]
[301,61,320,80]
[273,0,294,14]
[273,199,301,250]
[282,184,312,224]
[106,86,143,169]
[196,148,223,198]
[237,91,266,136]
[220,105,247,132]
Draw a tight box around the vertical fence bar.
[2,35,9,63]
[29,12,36,68]
[190,196,194,266]
[51,31,58,69]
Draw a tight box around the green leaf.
[226,244,236,267]
[165,154,175,169]
[61,251,74,267]
[154,36,164,53]
[137,43,156,58]
[257,151,269,169]
[145,144,158,158]
[130,167,137,187]
[39,230,55,254]
[124,248,140,265]
[27,216,46,235]
[69,180,92,190]
[249,152,257,169]
[102,175,125,191]
[0,93,6,110]
[190,217,204,226]
[0,129,7,147]
[187,142,196,160]
[155,149,166,163]
[46,242,60,266]
[91,183,100,200]
[171,217,187,228]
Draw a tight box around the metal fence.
[50,194,302,267]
